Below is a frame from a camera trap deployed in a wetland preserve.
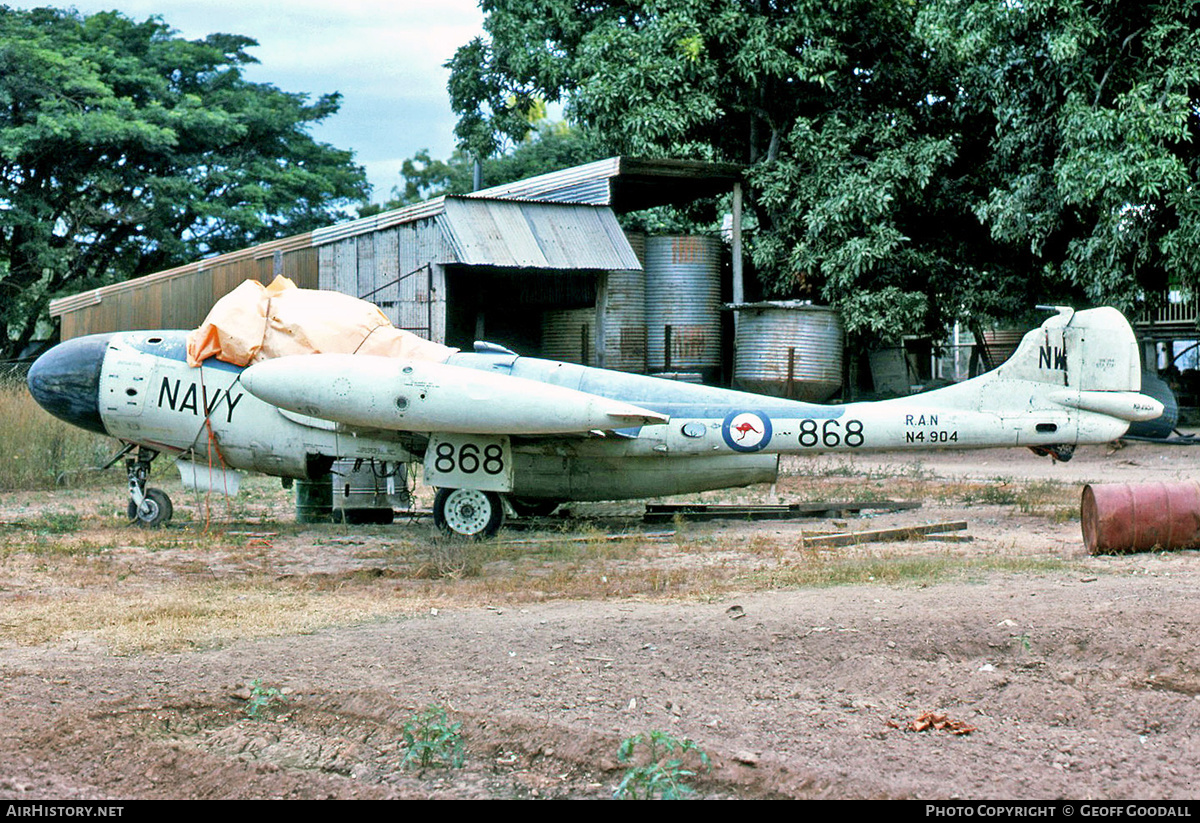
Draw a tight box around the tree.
[0,7,369,359]
[447,0,981,336]
[921,0,1200,319]
[376,119,602,209]
[448,0,1200,338]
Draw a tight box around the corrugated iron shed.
[47,156,740,342]
[309,197,640,271]
[48,233,318,340]
[49,197,640,336]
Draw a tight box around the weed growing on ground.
[613,730,711,800]
[961,481,1020,506]
[416,539,491,579]
[0,511,86,537]
[400,704,465,770]
[245,679,286,719]
[22,538,108,557]
[759,553,1073,589]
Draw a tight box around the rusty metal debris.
[887,711,977,735]
[643,500,921,523]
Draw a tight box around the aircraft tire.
[433,487,503,538]
[128,488,173,528]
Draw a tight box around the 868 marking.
[433,441,506,475]
[797,418,865,448]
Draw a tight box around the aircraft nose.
[26,334,113,436]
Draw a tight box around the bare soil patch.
[1,441,1199,799]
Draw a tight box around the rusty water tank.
[1081,481,1200,554]
[540,272,647,371]
[540,231,647,372]
[645,235,722,378]
[595,257,649,372]
[732,302,844,401]
[599,242,648,372]
[625,231,647,269]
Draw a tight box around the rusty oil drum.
[1081,481,1200,554]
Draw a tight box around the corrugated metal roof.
[438,198,640,271]
[309,197,448,246]
[310,192,646,271]
[467,158,622,206]
[468,156,743,213]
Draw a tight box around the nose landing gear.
[125,448,173,527]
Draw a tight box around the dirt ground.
[1,441,1199,800]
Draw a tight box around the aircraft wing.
[239,354,669,436]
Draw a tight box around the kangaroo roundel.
[722,411,773,452]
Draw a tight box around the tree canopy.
[448,0,1200,338]
[0,7,368,359]
[373,119,603,210]
[923,0,1200,321]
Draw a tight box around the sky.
[12,1,488,203]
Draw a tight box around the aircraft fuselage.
[26,305,1162,534]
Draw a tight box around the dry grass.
[0,508,1087,654]
[775,469,1079,517]
[754,550,1071,589]
[0,575,440,654]
[0,376,112,491]
[0,426,1100,656]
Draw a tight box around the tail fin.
[876,306,1159,459]
[995,306,1142,392]
[989,306,1161,425]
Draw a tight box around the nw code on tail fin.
[997,307,1141,393]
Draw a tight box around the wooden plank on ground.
[801,521,969,548]
[642,500,921,523]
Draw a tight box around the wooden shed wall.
[55,245,318,338]
[317,217,450,344]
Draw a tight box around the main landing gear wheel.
[433,488,503,538]
[128,487,173,528]
[1028,444,1075,462]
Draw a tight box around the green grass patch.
[6,511,86,534]
[755,553,1075,589]
[21,538,111,557]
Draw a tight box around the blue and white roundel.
[721,411,773,452]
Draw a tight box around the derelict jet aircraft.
[27,279,1163,537]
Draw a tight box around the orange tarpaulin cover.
[185,276,456,367]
